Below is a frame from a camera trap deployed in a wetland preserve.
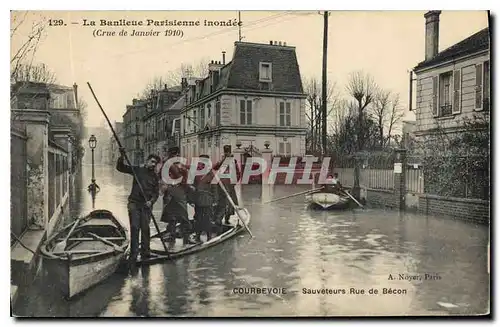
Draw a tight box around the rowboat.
[40,209,129,299]
[306,192,352,210]
[137,207,251,265]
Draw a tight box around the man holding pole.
[214,145,242,226]
[116,148,161,264]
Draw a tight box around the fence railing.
[11,127,28,244]
[407,165,424,194]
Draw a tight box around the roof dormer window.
[259,62,272,82]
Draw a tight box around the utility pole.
[321,11,329,157]
[238,11,243,41]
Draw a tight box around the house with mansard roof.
[180,40,307,160]
[412,11,490,139]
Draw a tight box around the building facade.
[109,122,123,164]
[143,85,183,158]
[412,11,490,138]
[180,41,307,161]
[122,99,147,165]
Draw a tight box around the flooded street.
[13,165,489,317]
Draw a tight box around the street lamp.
[87,134,100,209]
[89,135,97,183]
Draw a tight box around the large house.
[412,11,490,138]
[180,40,307,160]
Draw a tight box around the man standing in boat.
[213,145,242,226]
[116,148,161,263]
[159,146,198,246]
[193,154,218,242]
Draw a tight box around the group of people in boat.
[116,144,241,264]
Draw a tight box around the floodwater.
[13,165,490,317]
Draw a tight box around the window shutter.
[475,63,483,110]
[240,100,245,125]
[431,76,439,116]
[279,142,284,155]
[483,61,490,111]
[286,103,291,126]
[452,69,461,114]
[286,142,291,155]
[247,100,252,125]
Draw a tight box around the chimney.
[278,41,282,46]
[181,77,188,90]
[222,51,226,64]
[424,10,441,61]
[274,41,277,45]
[164,84,167,90]
[72,83,78,107]
[209,60,223,72]
[284,42,287,46]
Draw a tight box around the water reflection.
[13,165,489,317]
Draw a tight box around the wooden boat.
[137,207,251,265]
[40,209,129,299]
[306,192,352,210]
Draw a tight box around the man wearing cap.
[116,148,161,264]
[213,145,242,226]
[159,146,197,246]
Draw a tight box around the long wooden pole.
[263,187,324,204]
[86,82,170,257]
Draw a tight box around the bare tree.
[304,77,338,154]
[139,58,211,99]
[345,70,378,199]
[345,71,378,152]
[371,90,404,148]
[12,63,56,84]
[10,11,49,83]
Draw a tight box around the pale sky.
[11,10,489,128]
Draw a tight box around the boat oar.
[87,82,171,259]
[53,216,84,252]
[211,171,253,238]
[88,232,124,252]
[263,187,324,204]
[342,190,365,209]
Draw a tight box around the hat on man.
[223,145,231,153]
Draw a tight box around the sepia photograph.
[9,6,491,318]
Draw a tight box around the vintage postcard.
[9,8,490,318]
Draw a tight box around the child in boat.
[193,155,218,242]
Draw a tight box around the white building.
[180,40,307,160]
